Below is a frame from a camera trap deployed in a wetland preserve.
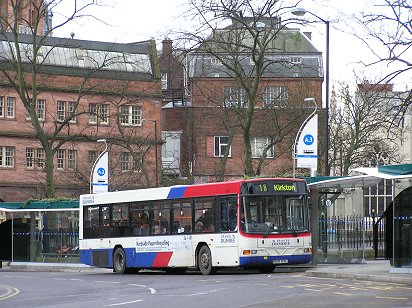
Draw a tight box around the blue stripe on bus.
[80,249,165,269]
[130,251,158,268]
[167,186,187,199]
[239,254,311,266]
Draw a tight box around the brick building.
[162,17,324,183]
[0,32,161,201]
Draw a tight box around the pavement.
[1,260,412,285]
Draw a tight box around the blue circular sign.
[303,134,314,145]
[97,167,106,176]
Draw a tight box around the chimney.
[162,38,173,56]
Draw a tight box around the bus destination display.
[252,182,300,194]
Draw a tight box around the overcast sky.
[52,0,410,94]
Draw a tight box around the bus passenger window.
[130,202,151,236]
[194,197,215,233]
[219,196,238,232]
[152,201,170,235]
[172,199,192,234]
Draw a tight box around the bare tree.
[0,1,159,197]
[356,0,412,117]
[178,0,322,177]
[329,79,403,175]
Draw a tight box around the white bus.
[79,178,312,275]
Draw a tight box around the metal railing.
[318,215,386,258]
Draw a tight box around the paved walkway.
[305,260,412,286]
[2,260,412,285]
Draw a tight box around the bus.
[79,178,312,275]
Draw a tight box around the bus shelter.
[307,164,412,270]
[0,200,79,263]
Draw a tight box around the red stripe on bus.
[183,181,242,198]
[152,251,173,267]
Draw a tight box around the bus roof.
[81,178,306,205]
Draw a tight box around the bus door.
[215,196,239,266]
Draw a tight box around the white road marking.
[105,299,143,306]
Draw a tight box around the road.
[1,269,411,307]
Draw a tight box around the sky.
[52,0,411,98]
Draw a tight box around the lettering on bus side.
[220,234,236,244]
[82,196,95,205]
[272,239,290,246]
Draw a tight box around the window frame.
[88,103,109,125]
[0,146,15,168]
[214,136,231,158]
[119,105,142,126]
[67,149,77,170]
[263,86,288,108]
[224,87,248,108]
[161,73,167,90]
[251,136,274,158]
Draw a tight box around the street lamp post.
[292,8,330,176]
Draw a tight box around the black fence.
[12,228,79,262]
[318,215,387,259]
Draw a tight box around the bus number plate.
[273,259,288,264]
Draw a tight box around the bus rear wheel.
[113,247,127,274]
[198,246,216,275]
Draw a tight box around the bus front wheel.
[198,246,216,275]
[113,247,127,274]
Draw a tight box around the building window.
[0,96,15,119]
[224,87,248,108]
[120,152,130,171]
[36,99,46,121]
[7,97,15,118]
[132,153,142,172]
[161,73,167,90]
[89,103,97,124]
[251,137,274,158]
[35,148,45,168]
[263,86,288,107]
[26,148,47,169]
[0,96,4,118]
[0,146,15,167]
[88,103,109,125]
[57,101,77,123]
[57,149,65,170]
[67,150,77,170]
[88,150,98,166]
[57,101,65,122]
[210,57,221,65]
[26,148,34,168]
[364,179,393,217]
[27,99,46,121]
[290,57,302,64]
[214,136,231,157]
[119,105,142,126]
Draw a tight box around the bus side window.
[219,196,238,232]
[84,206,99,238]
[172,199,192,234]
[194,197,215,233]
[152,201,171,235]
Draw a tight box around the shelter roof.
[0,200,79,212]
[307,164,412,190]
